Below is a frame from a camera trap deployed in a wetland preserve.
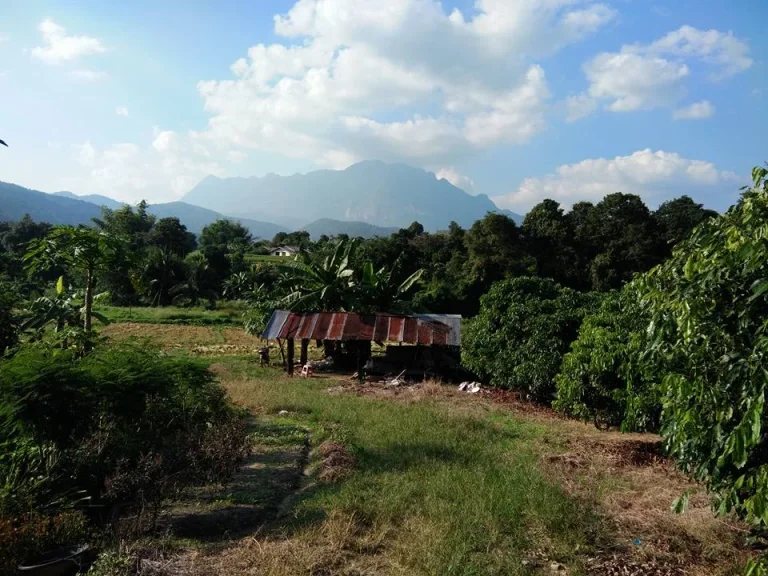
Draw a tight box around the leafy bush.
[554,287,660,431]
[462,277,599,399]
[638,166,768,526]
[0,345,250,521]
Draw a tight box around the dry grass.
[100,323,262,354]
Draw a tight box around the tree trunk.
[300,339,309,365]
[84,267,94,332]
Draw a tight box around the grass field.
[95,303,248,326]
[246,254,290,265]
[100,322,753,575]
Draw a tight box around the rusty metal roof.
[262,311,461,346]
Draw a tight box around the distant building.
[269,246,300,257]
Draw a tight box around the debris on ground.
[386,370,407,387]
[458,381,482,393]
[317,441,356,482]
[585,554,687,576]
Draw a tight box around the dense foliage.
[462,277,599,400]
[554,287,659,432]
[0,344,249,569]
[638,166,768,527]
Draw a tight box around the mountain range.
[183,160,522,230]
[1,161,523,238]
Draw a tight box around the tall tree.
[653,195,718,247]
[199,219,253,286]
[25,227,123,332]
[146,217,197,257]
[522,200,578,287]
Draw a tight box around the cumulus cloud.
[580,25,750,116]
[493,149,739,212]
[69,131,224,203]
[673,100,715,120]
[32,19,105,64]
[115,106,129,117]
[196,0,614,168]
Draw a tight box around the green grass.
[246,254,289,266]
[96,303,247,326]
[208,359,608,575]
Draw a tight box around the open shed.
[262,310,462,376]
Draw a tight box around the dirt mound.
[318,441,356,482]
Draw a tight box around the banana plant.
[275,239,357,311]
[355,259,424,314]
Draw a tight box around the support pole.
[300,339,309,365]
[287,338,295,376]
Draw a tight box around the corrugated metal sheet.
[262,311,461,346]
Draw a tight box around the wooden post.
[287,339,295,376]
[300,339,309,365]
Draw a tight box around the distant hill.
[0,182,102,225]
[301,218,398,239]
[54,191,125,210]
[147,202,287,239]
[183,160,523,231]
[0,182,287,239]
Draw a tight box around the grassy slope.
[96,322,750,575]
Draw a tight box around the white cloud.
[195,0,613,169]
[494,149,739,212]
[580,25,751,116]
[67,131,223,203]
[32,19,105,64]
[115,106,129,117]
[565,93,597,122]
[673,100,715,120]
[0,35,7,44]
[435,167,475,192]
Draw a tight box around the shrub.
[638,166,768,526]
[0,345,250,522]
[554,287,660,431]
[462,277,600,399]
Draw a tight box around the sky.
[0,0,766,213]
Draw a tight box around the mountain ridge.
[183,160,523,230]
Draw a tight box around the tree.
[135,247,186,306]
[522,200,578,287]
[199,220,253,288]
[463,214,535,312]
[583,193,665,291]
[462,277,599,400]
[146,217,197,257]
[356,260,424,314]
[25,227,123,332]
[277,239,356,311]
[653,195,718,247]
[554,286,659,431]
[171,251,218,307]
[638,166,768,526]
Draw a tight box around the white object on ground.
[458,381,481,393]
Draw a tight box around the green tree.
[463,214,535,313]
[462,277,599,400]
[356,261,424,314]
[554,287,658,431]
[199,219,253,288]
[522,200,578,287]
[653,195,718,247]
[146,217,197,257]
[171,251,218,307]
[25,227,123,332]
[638,166,768,526]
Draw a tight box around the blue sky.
[0,0,765,212]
